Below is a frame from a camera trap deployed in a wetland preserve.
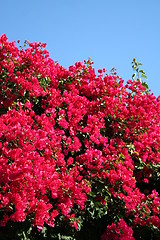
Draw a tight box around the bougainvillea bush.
[0,34,160,240]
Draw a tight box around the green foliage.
[132,58,149,91]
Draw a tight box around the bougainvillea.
[0,34,160,239]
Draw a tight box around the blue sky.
[1,0,160,96]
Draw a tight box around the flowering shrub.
[0,34,160,240]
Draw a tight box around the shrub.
[0,34,160,239]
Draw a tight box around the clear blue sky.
[1,0,160,96]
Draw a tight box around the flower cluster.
[0,35,160,239]
[101,219,134,240]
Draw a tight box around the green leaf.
[77,79,81,86]
[137,62,142,66]
[141,73,147,79]
[139,70,145,74]
[132,73,136,79]
[142,82,149,90]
